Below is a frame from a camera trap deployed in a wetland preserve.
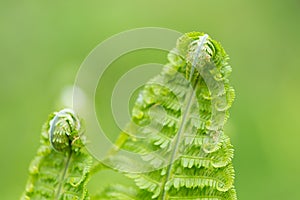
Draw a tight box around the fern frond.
[22,109,93,200]
[100,32,237,199]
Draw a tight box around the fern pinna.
[99,32,237,199]
[22,109,92,200]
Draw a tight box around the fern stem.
[56,150,72,199]
[161,80,198,200]
[88,132,130,176]
[189,34,208,81]
[161,34,208,200]
[90,161,109,176]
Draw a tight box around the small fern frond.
[22,109,93,200]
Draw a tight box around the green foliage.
[97,32,237,199]
[22,109,93,200]
[22,32,237,200]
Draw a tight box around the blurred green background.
[1,0,299,199]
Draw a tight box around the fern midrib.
[161,35,208,200]
[55,150,72,199]
[160,79,198,200]
[174,174,226,184]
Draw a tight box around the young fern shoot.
[97,32,237,199]
[22,109,92,200]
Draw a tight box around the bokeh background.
[1,0,299,199]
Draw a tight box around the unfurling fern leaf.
[98,32,237,199]
[22,109,93,200]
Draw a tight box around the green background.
[1,0,299,199]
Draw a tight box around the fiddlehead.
[22,109,92,200]
[49,109,82,152]
[97,32,237,199]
